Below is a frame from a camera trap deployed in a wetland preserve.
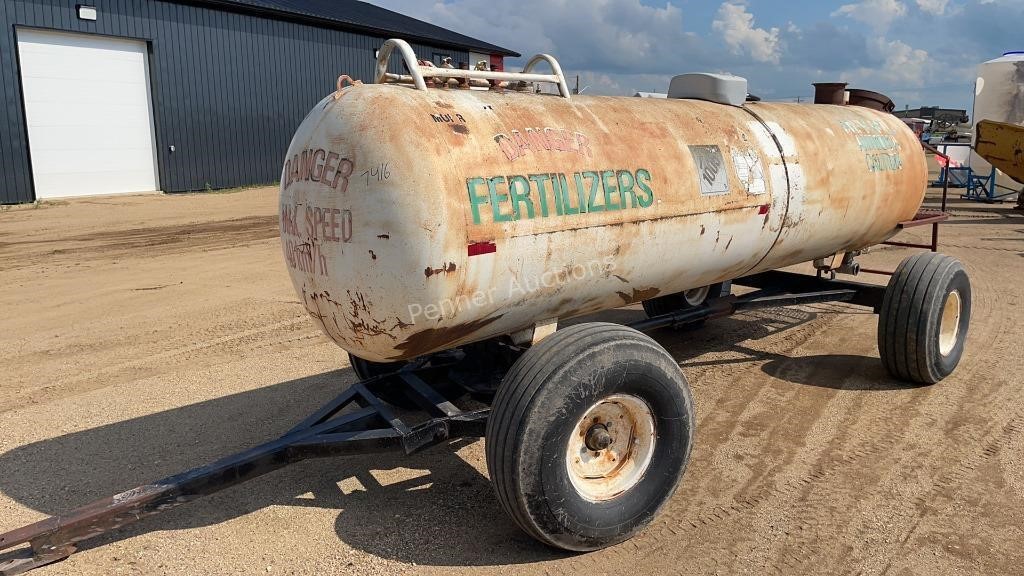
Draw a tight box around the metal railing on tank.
[373,38,572,98]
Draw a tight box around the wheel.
[485,322,694,551]
[877,252,971,384]
[642,282,724,327]
[347,353,418,408]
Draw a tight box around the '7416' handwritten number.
[361,163,391,186]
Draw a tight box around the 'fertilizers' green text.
[467,169,654,225]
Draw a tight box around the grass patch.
[171,182,279,197]
[0,199,70,212]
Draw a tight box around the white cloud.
[376,0,698,75]
[843,37,931,87]
[576,71,624,94]
[367,0,984,108]
[915,0,949,13]
[872,38,930,84]
[832,0,907,33]
[712,2,781,65]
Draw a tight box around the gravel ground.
[0,181,1021,575]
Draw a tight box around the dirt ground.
[0,180,1021,576]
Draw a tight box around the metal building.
[0,0,518,203]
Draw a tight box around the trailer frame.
[0,270,891,575]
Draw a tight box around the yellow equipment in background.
[975,119,1024,185]
[974,120,1024,208]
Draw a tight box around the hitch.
[0,372,486,575]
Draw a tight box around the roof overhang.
[177,0,521,57]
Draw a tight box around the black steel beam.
[733,289,856,310]
[399,372,464,418]
[735,270,887,311]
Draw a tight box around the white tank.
[971,51,1024,184]
[279,45,927,363]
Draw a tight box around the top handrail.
[373,38,571,98]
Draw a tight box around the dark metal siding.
[0,0,470,203]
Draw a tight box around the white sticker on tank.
[689,145,729,195]
[749,121,778,156]
[764,121,798,158]
[732,149,766,195]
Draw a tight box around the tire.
[485,322,695,551]
[347,353,417,409]
[877,252,971,384]
[642,282,724,329]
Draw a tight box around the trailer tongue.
[0,364,489,575]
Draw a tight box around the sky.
[369,0,1024,113]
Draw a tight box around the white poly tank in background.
[971,51,1024,185]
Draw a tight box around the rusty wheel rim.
[566,394,656,502]
[939,289,962,357]
[683,285,711,307]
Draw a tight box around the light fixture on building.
[77,5,98,21]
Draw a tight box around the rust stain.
[308,289,399,345]
[424,262,457,277]
[452,124,469,134]
[395,315,504,356]
[782,214,802,228]
[616,287,660,305]
[346,290,399,342]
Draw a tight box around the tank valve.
[814,251,861,278]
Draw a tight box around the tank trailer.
[0,39,971,572]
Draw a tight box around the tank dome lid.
[667,73,748,107]
[985,51,1024,64]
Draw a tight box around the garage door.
[17,29,159,199]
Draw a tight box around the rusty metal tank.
[279,41,926,362]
